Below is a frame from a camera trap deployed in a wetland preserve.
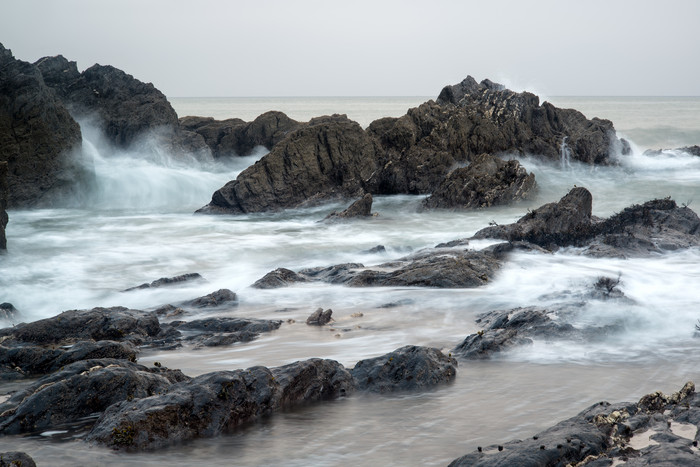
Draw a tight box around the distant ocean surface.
[170,95,700,150]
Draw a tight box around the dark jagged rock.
[0,162,6,249]
[0,303,15,321]
[86,358,354,450]
[0,306,160,346]
[473,187,700,257]
[122,272,204,292]
[366,245,386,253]
[0,359,187,435]
[254,247,502,289]
[180,289,237,309]
[0,340,136,380]
[198,115,376,214]
[449,382,698,467]
[323,193,374,221]
[423,153,536,209]
[0,43,87,207]
[199,76,622,215]
[252,267,309,289]
[643,145,700,158]
[180,111,303,158]
[437,75,628,165]
[171,317,282,348]
[0,452,36,467]
[306,308,333,326]
[35,55,208,159]
[351,345,457,393]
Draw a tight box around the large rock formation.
[199,76,624,214]
[198,115,377,213]
[473,187,700,257]
[423,153,536,209]
[0,161,7,249]
[0,43,87,207]
[35,55,209,159]
[180,111,304,157]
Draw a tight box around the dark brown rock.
[323,193,374,221]
[423,153,536,209]
[252,268,309,289]
[0,44,87,207]
[306,308,333,326]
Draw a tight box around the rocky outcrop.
[423,153,536,209]
[448,382,699,467]
[179,288,237,309]
[200,76,624,215]
[643,145,700,158]
[323,193,374,221]
[0,43,87,207]
[0,161,7,249]
[180,111,304,157]
[473,187,700,257]
[0,359,187,435]
[253,246,503,289]
[351,345,457,393]
[86,359,355,450]
[437,76,629,165]
[35,55,209,159]
[198,115,376,214]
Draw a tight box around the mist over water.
[3,97,700,465]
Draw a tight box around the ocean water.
[2,96,700,465]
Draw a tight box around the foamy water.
[1,97,700,465]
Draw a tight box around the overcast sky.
[2,0,699,97]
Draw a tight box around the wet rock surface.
[0,162,6,250]
[323,193,374,221]
[473,187,700,257]
[0,452,36,467]
[180,111,303,157]
[423,153,536,209]
[253,247,503,289]
[306,308,333,326]
[122,273,205,292]
[35,55,208,158]
[0,43,87,207]
[351,345,457,393]
[449,382,700,467]
[179,288,238,309]
[170,317,283,348]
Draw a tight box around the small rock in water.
[306,308,333,326]
[122,273,204,292]
[365,245,386,254]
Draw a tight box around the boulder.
[122,272,204,292]
[437,76,629,165]
[323,193,374,221]
[351,345,457,393]
[197,115,376,214]
[0,359,187,435]
[179,111,303,158]
[255,248,502,289]
[474,187,700,257]
[86,359,354,450]
[448,382,698,467]
[0,452,36,467]
[0,43,87,207]
[179,289,237,309]
[0,306,160,346]
[35,55,209,159]
[306,308,333,326]
[252,268,309,289]
[0,162,6,249]
[423,153,536,209]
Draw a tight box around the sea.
[1,95,700,465]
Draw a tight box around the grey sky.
[2,0,699,97]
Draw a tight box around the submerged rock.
[448,382,698,467]
[323,193,375,221]
[254,247,502,289]
[0,43,87,207]
[172,317,282,348]
[351,345,457,393]
[473,187,700,257]
[423,153,536,209]
[122,273,205,292]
